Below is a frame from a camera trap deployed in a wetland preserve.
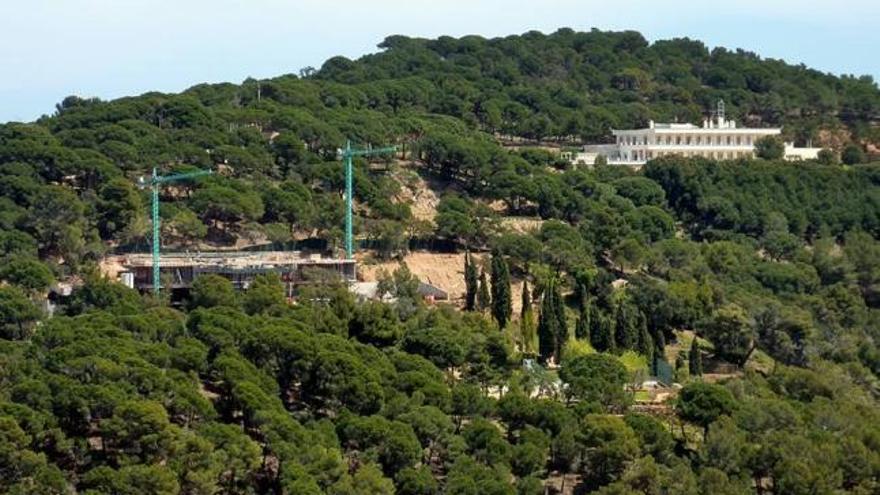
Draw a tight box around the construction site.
[110,142,390,299]
[115,251,357,296]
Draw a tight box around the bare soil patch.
[358,251,526,315]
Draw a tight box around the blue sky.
[1,0,877,122]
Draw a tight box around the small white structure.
[572,101,822,166]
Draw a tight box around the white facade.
[572,114,822,166]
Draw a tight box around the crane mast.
[141,167,213,294]
[338,141,396,259]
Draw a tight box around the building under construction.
[118,251,356,296]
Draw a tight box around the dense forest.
[1,29,880,494]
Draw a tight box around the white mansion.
[569,103,821,166]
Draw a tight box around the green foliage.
[97,177,145,241]
[464,251,478,311]
[436,194,497,246]
[191,182,264,232]
[842,144,866,165]
[349,301,403,346]
[614,300,639,351]
[700,304,755,367]
[816,148,838,165]
[677,382,736,432]
[611,237,647,271]
[189,274,236,309]
[337,414,421,475]
[688,338,703,376]
[577,414,640,487]
[646,158,880,238]
[396,466,438,495]
[559,354,629,411]
[0,286,41,339]
[241,273,286,315]
[0,257,53,294]
[575,302,590,340]
[477,268,491,312]
[403,324,466,370]
[490,253,512,328]
[537,277,567,363]
[589,303,616,354]
[624,413,673,462]
[612,177,667,207]
[754,136,784,160]
[165,208,207,246]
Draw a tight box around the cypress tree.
[477,268,490,311]
[537,279,559,363]
[574,269,592,310]
[575,300,590,340]
[521,279,531,319]
[588,304,602,349]
[653,328,666,360]
[551,281,567,361]
[614,301,637,351]
[651,346,666,376]
[464,251,478,311]
[520,306,537,356]
[490,253,512,328]
[589,305,615,353]
[689,338,703,377]
[674,350,688,382]
[636,311,653,365]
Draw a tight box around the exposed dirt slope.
[358,251,525,316]
[392,165,443,224]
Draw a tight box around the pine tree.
[520,279,531,319]
[477,268,490,312]
[490,253,512,328]
[464,251,478,311]
[537,279,559,363]
[689,338,703,377]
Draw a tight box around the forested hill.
[1,28,877,266]
[313,29,880,144]
[2,29,880,495]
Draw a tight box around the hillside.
[0,29,879,495]
[315,30,880,146]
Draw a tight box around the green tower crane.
[338,140,396,259]
[140,167,213,294]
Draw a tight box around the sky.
[0,0,877,122]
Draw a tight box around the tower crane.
[337,140,396,259]
[138,167,213,294]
